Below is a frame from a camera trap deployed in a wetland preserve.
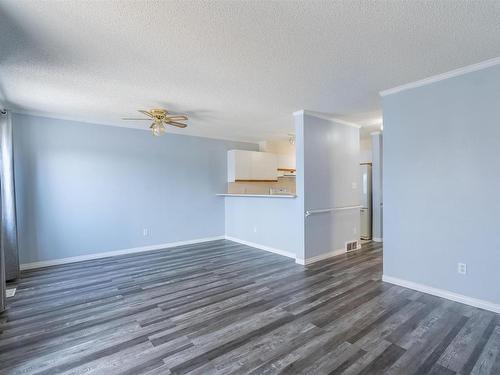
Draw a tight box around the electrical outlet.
[458,263,467,275]
[143,228,151,237]
[352,182,358,189]
[353,226,357,234]
[253,226,257,233]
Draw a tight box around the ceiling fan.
[122,108,188,136]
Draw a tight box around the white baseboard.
[20,236,226,270]
[20,234,356,271]
[297,248,346,265]
[382,275,500,314]
[224,236,351,266]
[224,236,296,259]
[373,237,383,242]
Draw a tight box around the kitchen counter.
[216,193,296,198]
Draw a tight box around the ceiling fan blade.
[166,121,187,128]
[138,110,154,118]
[166,115,188,121]
[121,117,151,121]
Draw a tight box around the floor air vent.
[345,241,359,252]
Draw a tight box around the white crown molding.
[383,275,500,314]
[9,109,259,145]
[293,109,361,129]
[292,109,305,117]
[380,56,500,97]
[224,236,295,259]
[20,236,225,270]
[11,108,153,132]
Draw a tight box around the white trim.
[305,205,361,217]
[224,236,296,259]
[380,56,500,97]
[382,275,500,314]
[295,258,306,265]
[20,236,225,270]
[224,236,355,266]
[373,237,383,242]
[10,110,257,144]
[298,248,346,265]
[217,194,296,199]
[370,131,382,136]
[292,110,361,128]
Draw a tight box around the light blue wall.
[371,132,383,240]
[225,112,362,263]
[13,114,257,264]
[383,64,500,305]
[224,111,304,260]
[294,113,306,260]
[300,113,361,259]
[224,196,301,258]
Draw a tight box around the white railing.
[305,205,361,217]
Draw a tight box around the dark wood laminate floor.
[1,240,499,375]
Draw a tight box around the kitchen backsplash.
[227,177,296,195]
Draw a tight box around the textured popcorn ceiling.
[1,1,500,142]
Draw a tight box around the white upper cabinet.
[277,154,296,171]
[228,150,278,182]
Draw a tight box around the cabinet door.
[251,152,278,180]
[277,154,296,170]
[234,151,252,180]
[228,150,278,181]
[228,150,252,181]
